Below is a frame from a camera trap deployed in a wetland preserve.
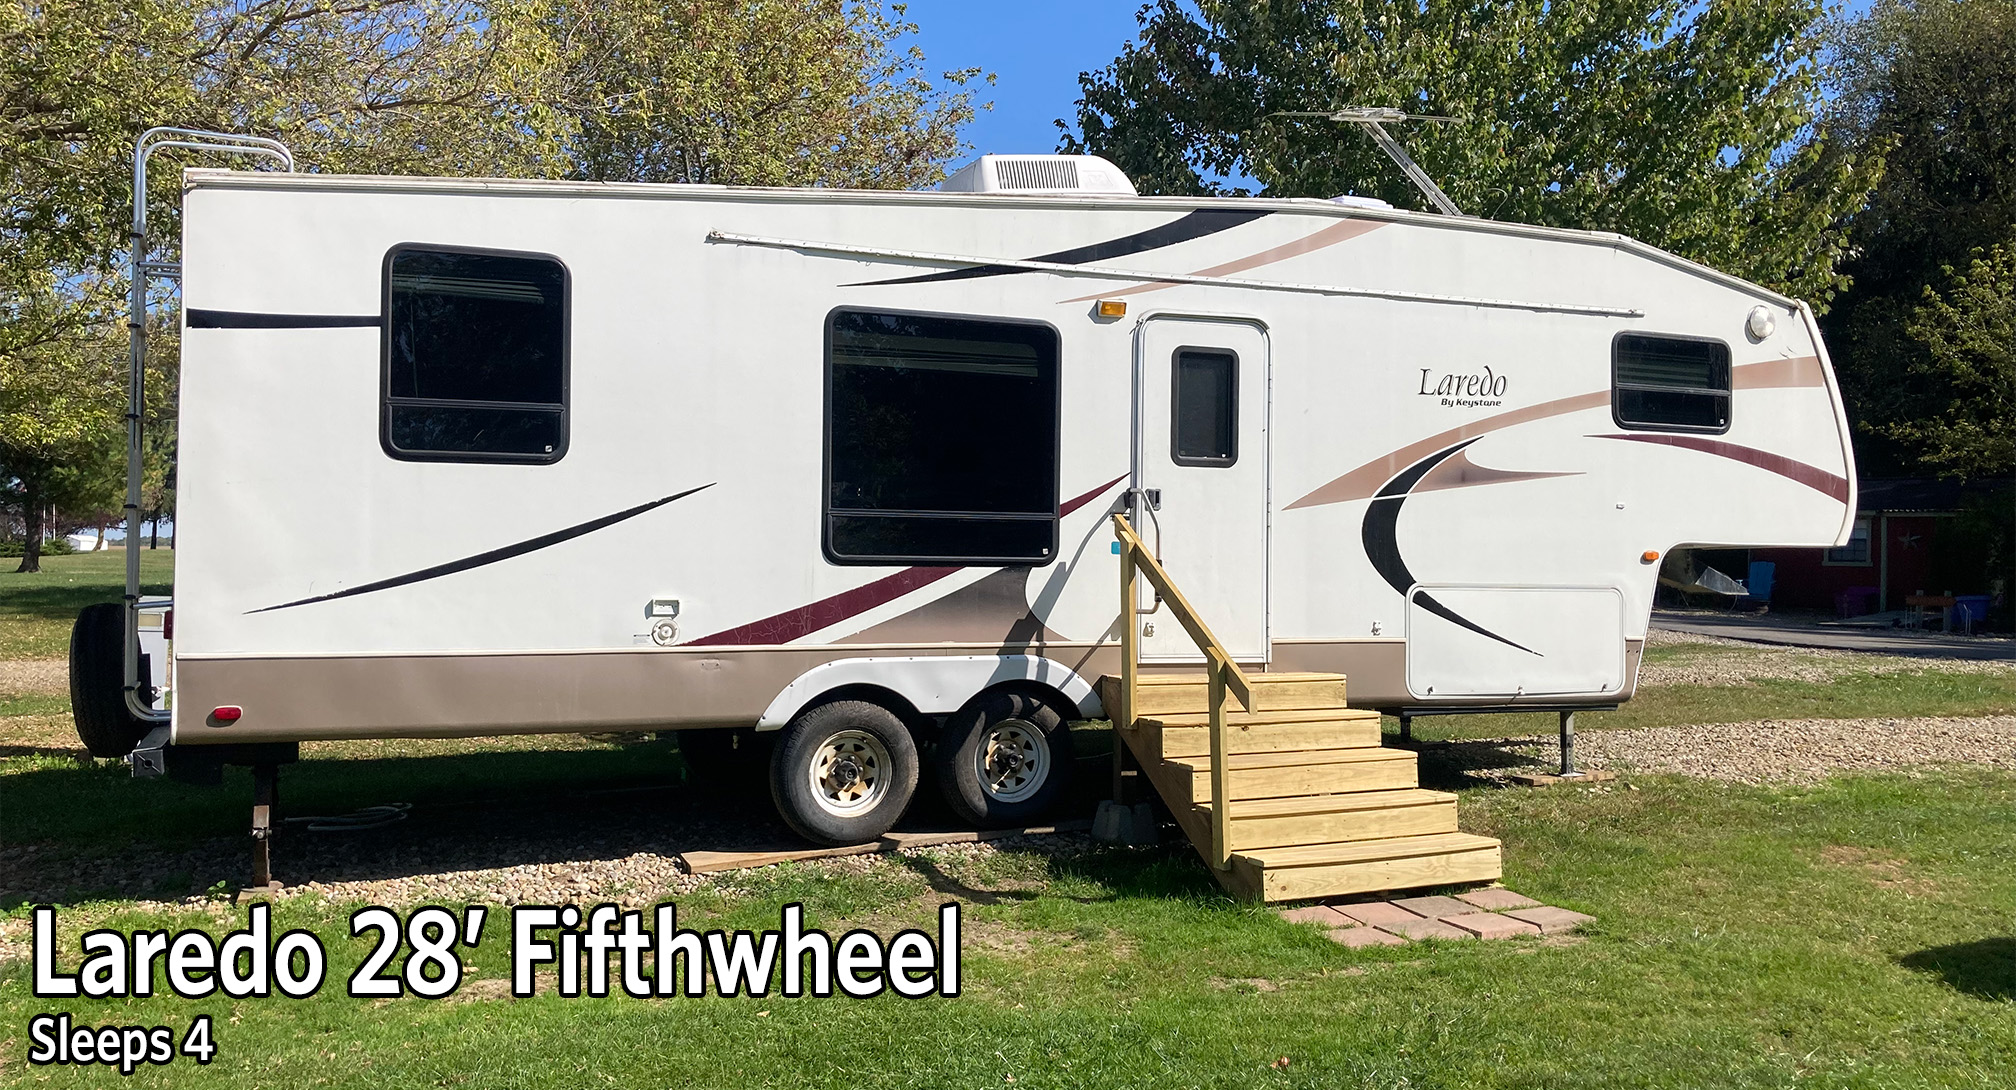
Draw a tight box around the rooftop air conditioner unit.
[938,154,1138,196]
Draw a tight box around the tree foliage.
[508,0,983,187]
[1820,0,2016,473]
[1060,0,1878,304]
[1882,237,2016,476]
[2,0,980,568]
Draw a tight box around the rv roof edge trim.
[706,231,1644,319]
[176,169,1800,310]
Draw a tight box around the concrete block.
[1378,917,1473,941]
[1502,906,1596,934]
[1455,888,1541,911]
[1444,911,1541,939]
[1389,895,1473,920]
[1334,900,1423,928]
[1092,800,1161,846]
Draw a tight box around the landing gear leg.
[246,762,282,895]
[1558,712,1582,778]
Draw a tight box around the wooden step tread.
[1135,708,1378,729]
[1165,747,1412,773]
[1237,832,1501,869]
[1133,671,1345,686]
[1216,788,1456,820]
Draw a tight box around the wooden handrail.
[1113,513,1254,869]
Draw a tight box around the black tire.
[933,690,1073,828]
[672,728,772,787]
[769,700,919,846]
[69,602,150,758]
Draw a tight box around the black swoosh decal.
[249,484,714,613]
[849,208,1273,286]
[1362,441,1540,656]
[189,309,382,329]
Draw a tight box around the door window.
[1171,348,1238,466]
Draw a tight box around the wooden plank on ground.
[676,820,1093,874]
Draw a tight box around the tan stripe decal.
[1286,356,1825,510]
[1060,219,1386,304]
[1411,447,1582,494]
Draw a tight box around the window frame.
[1169,346,1240,468]
[1610,330,1733,436]
[379,242,572,466]
[821,305,1065,568]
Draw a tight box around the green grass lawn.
[0,548,175,659]
[4,771,2013,1087]
[6,557,2016,1085]
[1392,642,2016,742]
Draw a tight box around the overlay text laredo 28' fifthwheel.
[769,700,920,846]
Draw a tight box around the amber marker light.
[1096,299,1127,318]
[1641,551,1661,563]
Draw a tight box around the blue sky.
[901,2,1149,165]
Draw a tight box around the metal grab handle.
[1126,489,1166,616]
[122,128,294,723]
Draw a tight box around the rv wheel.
[934,690,1073,827]
[770,700,919,846]
[69,603,151,758]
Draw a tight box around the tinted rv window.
[1172,349,1237,466]
[383,247,567,462]
[825,310,1060,565]
[1612,333,1731,432]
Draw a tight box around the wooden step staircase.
[1101,672,1503,903]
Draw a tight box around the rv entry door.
[1133,316,1269,663]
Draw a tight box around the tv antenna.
[1267,107,1464,216]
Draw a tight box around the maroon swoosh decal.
[1593,434,1849,502]
[684,473,1128,646]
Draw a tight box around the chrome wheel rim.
[809,729,890,817]
[975,719,1049,804]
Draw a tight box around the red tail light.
[212,706,242,722]
[163,608,173,640]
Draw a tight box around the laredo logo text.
[1419,366,1507,408]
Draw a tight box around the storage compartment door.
[1405,585,1625,698]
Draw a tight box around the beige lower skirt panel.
[172,637,1643,744]
[172,643,1122,745]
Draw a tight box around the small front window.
[825,309,1060,565]
[1613,333,1731,432]
[383,246,568,462]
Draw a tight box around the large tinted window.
[1172,349,1237,466]
[826,310,1060,565]
[1612,333,1731,432]
[383,247,567,462]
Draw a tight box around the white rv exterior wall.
[168,170,1853,742]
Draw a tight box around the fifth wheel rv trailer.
[73,147,1857,855]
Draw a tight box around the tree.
[3,3,983,572]
[1883,238,2016,476]
[1060,0,1878,304]
[503,0,983,187]
[0,286,127,572]
[1820,0,2016,473]
[4,1,557,570]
